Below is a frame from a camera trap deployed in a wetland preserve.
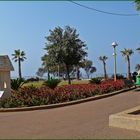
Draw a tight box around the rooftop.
[0,55,14,71]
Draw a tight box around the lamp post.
[112,42,118,81]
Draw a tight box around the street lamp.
[112,42,118,81]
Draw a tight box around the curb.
[0,87,136,113]
[109,105,140,131]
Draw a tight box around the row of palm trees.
[99,47,140,80]
[11,46,140,80]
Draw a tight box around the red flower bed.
[1,80,126,108]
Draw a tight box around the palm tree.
[12,49,26,79]
[120,48,134,80]
[80,59,97,79]
[99,56,108,79]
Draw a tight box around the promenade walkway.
[0,89,140,139]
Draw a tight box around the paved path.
[0,89,140,139]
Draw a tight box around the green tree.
[73,61,85,80]
[99,56,108,79]
[12,49,26,79]
[82,59,96,79]
[36,67,46,77]
[71,66,80,80]
[120,48,134,80]
[135,0,140,11]
[37,54,59,80]
[44,26,87,84]
[39,54,73,79]
[41,54,52,80]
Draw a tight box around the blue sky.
[0,1,140,78]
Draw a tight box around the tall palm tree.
[120,48,134,80]
[12,49,26,79]
[99,56,108,79]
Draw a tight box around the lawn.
[23,79,89,87]
[23,81,44,87]
[59,79,89,86]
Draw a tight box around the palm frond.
[12,49,26,62]
[120,48,134,56]
[99,56,108,62]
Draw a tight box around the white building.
[0,55,14,100]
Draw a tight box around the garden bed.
[0,79,134,109]
[0,87,135,112]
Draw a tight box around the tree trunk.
[66,65,71,85]
[18,58,22,79]
[127,56,131,80]
[86,72,89,79]
[76,66,80,80]
[87,72,89,79]
[48,70,50,80]
[103,62,107,79]
[58,64,60,79]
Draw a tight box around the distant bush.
[111,74,125,79]
[26,77,39,82]
[89,78,102,84]
[11,78,26,90]
[123,79,134,88]
[43,79,61,89]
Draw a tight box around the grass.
[23,81,44,87]
[23,79,89,87]
[59,79,89,86]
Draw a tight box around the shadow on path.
[134,88,140,92]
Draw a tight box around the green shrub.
[111,74,125,79]
[89,78,102,84]
[123,79,134,88]
[43,79,61,89]
[11,78,26,90]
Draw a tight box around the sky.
[0,1,140,78]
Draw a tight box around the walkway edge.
[0,87,136,112]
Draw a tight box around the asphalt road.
[0,89,140,139]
